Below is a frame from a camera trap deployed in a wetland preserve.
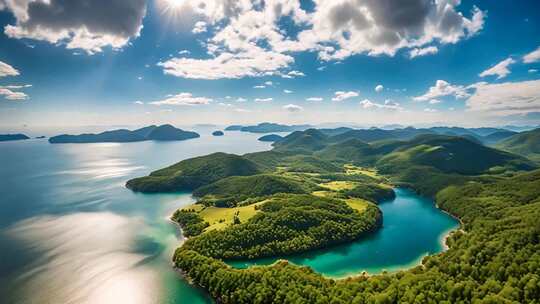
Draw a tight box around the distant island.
[225,122,312,133]
[212,130,224,136]
[0,134,30,142]
[35,136,47,139]
[258,134,283,142]
[224,125,243,131]
[49,124,199,144]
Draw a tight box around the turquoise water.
[0,130,458,303]
[229,188,459,278]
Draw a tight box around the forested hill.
[496,128,540,163]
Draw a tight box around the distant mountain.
[481,130,517,145]
[239,122,312,133]
[224,125,243,131]
[49,124,199,143]
[212,130,224,136]
[496,128,540,162]
[0,134,30,142]
[500,125,540,132]
[258,134,283,142]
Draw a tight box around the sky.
[0,0,540,129]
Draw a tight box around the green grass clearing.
[319,180,357,191]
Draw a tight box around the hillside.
[49,124,199,143]
[126,152,261,193]
[273,129,328,152]
[192,174,314,207]
[377,134,535,176]
[496,128,540,162]
[257,134,283,142]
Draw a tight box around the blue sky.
[0,0,540,128]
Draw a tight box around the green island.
[127,128,540,303]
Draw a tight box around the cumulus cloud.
[332,91,359,101]
[307,97,323,101]
[149,93,212,106]
[529,69,538,73]
[236,97,247,102]
[254,97,273,102]
[283,104,303,112]
[253,85,266,89]
[2,0,147,54]
[424,108,438,112]
[360,99,402,110]
[160,0,484,79]
[375,84,384,93]
[283,89,293,94]
[409,46,438,58]
[133,101,144,105]
[0,60,19,77]
[523,46,540,63]
[466,80,540,115]
[414,80,470,101]
[479,57,515,79]
[192,21,207,34]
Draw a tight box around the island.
[212,130,224,136]
[224,125,243,131]
[127,127,539,303]
[48,124,199,144]
[257,134,283,142]
[0,134,30,142]
[35,136,46,139]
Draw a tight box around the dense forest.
[126,127,540,303]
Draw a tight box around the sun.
[157,0,185,17]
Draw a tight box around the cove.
[228,188,459,278]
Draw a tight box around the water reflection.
[3,212,161,304]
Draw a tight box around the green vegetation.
[258,134,283,142]
[179,194,381,260]
[0,134,30,142]
[171,210,209,237]
[341,183,396,204]
[193,174,315,207]
[497,128,540,163]
[174,169,540,304]
[126,152,261,192]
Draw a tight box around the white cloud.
[375,85,384,93]
[414,80,470,101]
[429,99,442,104]
[218,102,233,107]
[306,97,323,102]
[192,21,207,34]
[360,99,402,110]
[254,97,273,102]
[317,66,326,71]
[332,91,359,101]
[160,0,485,79]
[2,0,146,54]
[0,60,19,77]
[264,81,273,86]
[158,50,294,80]
[523,46,540,63]
[253,85,266,89]
[283,104,303,112]
[466,80,540,115]
[283,89,293,94]
[409,46,438,58]
[149,93,212,106]
[236,97,247,102]
[133,101,144,105]
[479,58,515,79]
[235,108,252,113]
[529,69,538,73]
[424,108,438,113]
[0,86,29,100]
[178,50,190,55]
